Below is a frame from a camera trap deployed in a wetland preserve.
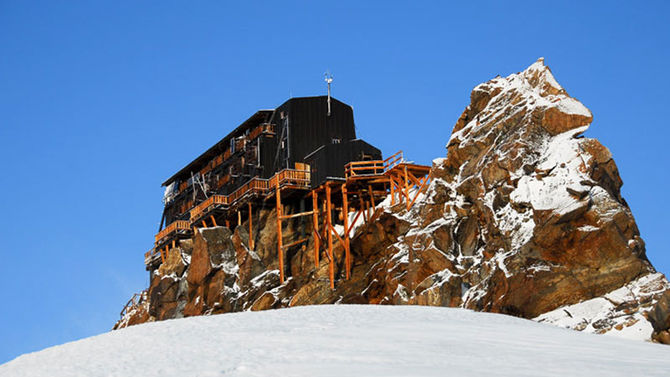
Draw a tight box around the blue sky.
[1,1,669,364]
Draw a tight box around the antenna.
[324,71,333,116]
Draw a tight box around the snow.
[510,127,591,214]
[2,305,669,377]
[534,273,670,341]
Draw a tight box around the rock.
[187,226,235,285]
[649,290,670,344]
[158,246,187,277]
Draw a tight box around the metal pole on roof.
[324,72,333,116]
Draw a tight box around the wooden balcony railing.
[190,195,227,223]
[158,167,312,245]
[344,151,404,179]
[275,168,311,186]
[344,160,385,178]
[383,150,404,172]
[248,123,275,140]
[155,220,190,244]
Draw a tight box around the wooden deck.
[153,167,311,251]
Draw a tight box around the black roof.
[162,110,273,186]
[161,95,350,186]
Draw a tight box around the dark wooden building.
[159,96,381,228]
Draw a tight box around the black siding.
[304,139,382,187]
[274,96,357,169]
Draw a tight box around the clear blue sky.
[1,1,668,364]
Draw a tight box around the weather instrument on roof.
[324,72,333,116]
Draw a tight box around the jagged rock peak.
[450,58,592,153]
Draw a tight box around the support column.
[210,215,217,227]
[276,183,284,284]
[312,191,320,268]
[248,202,254,250]
[390,177,395,205]
[404,165,410,211]
[325,184,334,289]
[360,195,368,224]
[342,184,350,280]
[368,185,376,208]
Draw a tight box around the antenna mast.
[324,72,333,116]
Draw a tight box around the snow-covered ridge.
[3,306,670,377]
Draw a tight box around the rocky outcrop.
[116,59,669,342]
[648,290,670,343]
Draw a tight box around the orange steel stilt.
[210,215,217,227]
[312,191,320,268]
[276,181,284,284]
[368,185,376,209]
[342,184,351,280]
[325,184,334,289]
[404,165,410,211]
[248,202,253,250]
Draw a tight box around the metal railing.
[120,290,147,318]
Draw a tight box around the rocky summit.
[116,59,670,344]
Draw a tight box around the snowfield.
[1,305,668,377]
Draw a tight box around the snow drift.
[4,306,670,377]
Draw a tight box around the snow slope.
[2,306,669,377]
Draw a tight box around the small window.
[332,138,341,144]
